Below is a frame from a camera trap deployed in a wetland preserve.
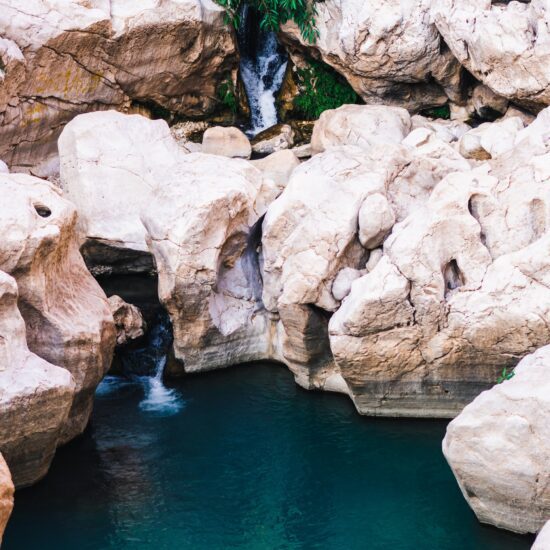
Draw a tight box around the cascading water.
[97,310,184,416]
[238,4,288,136]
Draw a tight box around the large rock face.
[0,270,74,488]
[0,0,238,172]
[59,110,184,273]
[142,153,285,373]
[0,173,115,442]
[432,0,550,110]
[0,453,14,543]
[280,0,463,112]
[329,106,550,417]
[443,346,550,534]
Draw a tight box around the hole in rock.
[443,259,464,297]
[468,194,489,249]
[34,204,52,218]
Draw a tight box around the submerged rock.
[0,173,115,442]
[432,0,550,110]
[443,346,550,534]
[0,453,14,543]
[281,0,463,112]
[0,271,74,488]
[0,0,238,172]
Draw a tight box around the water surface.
[4,363,534,550]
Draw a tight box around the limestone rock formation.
[533,521,550,550]
[202,126,252,159]
[0,270,74,488]
[432,0,550,110]
[443,346,550,534]
[329,107,550,417]
[108,295,147,346]
[59,110,184,274]
[0,0,238,172]
[250,150,300,190]
[0,453,14,543]
[0,173,115,442]
[310,104,412,154]
[141,153,284,373]
[281,0,463,112]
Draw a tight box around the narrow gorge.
[0,1,548,549]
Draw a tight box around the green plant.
[497,367,515,384]
[217,77,238,114]
[293,60,359,120]
[215,0,319,44]
[421,104,451,120]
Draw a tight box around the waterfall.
[238,4,288,136]
[97,310,184,416]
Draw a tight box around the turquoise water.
[4,363,533,550]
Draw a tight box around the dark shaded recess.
[468,194,488,247]
[443,259,464,297]
[34,203,52,218]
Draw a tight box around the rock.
[0,162,8,175]
[250,150,300,191]
[251,124,295,155]
[0,173,115,442]
[170,121,210,147]
[332,268,364,302]
[358,193,395,249]
[141,153,282,373]
[471,84,509,120]
[504,106,536,126]
[292,144,313,159]
[311,105,411,154]
[432,0,550,110]
[0,453,14,543]
[108,295,147,346]
[0,0,238,172]
[329,107,550,417]
[443,346,550,534]
[281,0,463,112]
[458,117,525,160]
[59,111,184,274]
[365,248,383,273]
[411,115,470,144]
[533,521,550,550]
[202,126,252,159]
[0,270,74,488]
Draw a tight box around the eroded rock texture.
[0,0,238,172]
[280,0,463,112]
[0,271,74,488]
[443,346,550,534]
[329,106,550,417]
[0,453,14,543]
[432,0,550,110]
[142,153,285,373]
[0,173,115,442]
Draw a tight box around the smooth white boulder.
[202,126,252,159]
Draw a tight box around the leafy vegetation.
[215,0,319,44]
[421,104,451,120]
[497,367,515,384]
[292,60,359,120]
[217,77,238,114]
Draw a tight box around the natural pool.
[4,363,534,550]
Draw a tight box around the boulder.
[59,111,184,274]
[0,453,14,543]
[141,153,283,373]
[0,270,74,488]
[329,107,550,417]
[0,0,238,172]
[0,173,115,442]
[108,295,147,346]
[411,115,470,144]
[471,84,509,120]
[250,150,300,191]
[432,0,550,110]
[251,124,295,155]
[533,521,550,550]
[311,105,411,154]
[281,0,463,112]
[202,126,252,159]
[443,346,550,534]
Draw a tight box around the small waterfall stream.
[238,5,288,136]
